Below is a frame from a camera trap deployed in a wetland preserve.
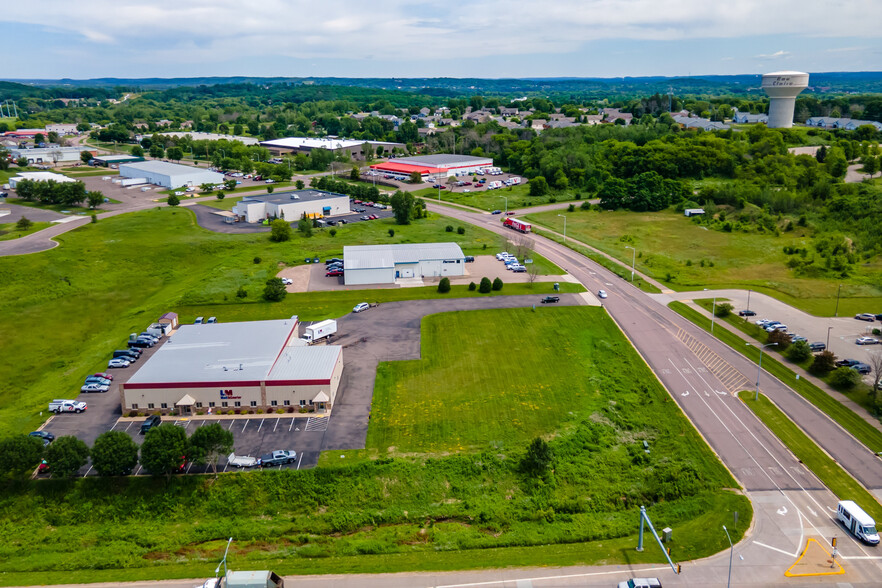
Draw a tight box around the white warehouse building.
[233,190,350,223]
[8,146,93,164]
[118,161,223,189]
[343,243,466,285]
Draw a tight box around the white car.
[281,277,293,285]
[856,337,879,345]
[107,358,131,368]
[81,383,110,393]
[598,290,608,299]
[617,579,662,588]
[174,191,185,196]
[353,302,370,313]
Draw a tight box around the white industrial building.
[369,154,494,182]
[120,318,343,414]
[8,146,93,164]
[233,190,350,223]
[118,161,223,189]
[343,243,466,285]
[9,171,77,188]
[260,137,405,160]
[44,123,79,135]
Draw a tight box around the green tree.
[479,277,492,293]
[44,435,90,478]
[714,302,733,318]
[269,218,291,242]
[236,286,247,298]
[167,194,180,207]
[767,329,791,350]
[809,350,836,376]
[297,216,312,237]
[91,431,139,476]
[267,185,274,194]
[409,170,423,184]
[390,190,416,225]
[863,156,878,177]
[140,425,188,477]
[492,277,503,291]
[15,216,33,231]
[80,150,94,164]
[149,144,165,159]
[295,180,305,190]
[0,434,44,476]
[521,437,554,478]
[350,166,360,181]
[216,191,225,200]
[529,176,549,196]
[87,191,104,209]
[131,145,144,157]
[34,133,45,145]
[263,277,288,302]
[785,340,812,363]
[829,366,861,390]
[16,157,28,167]
[188,423,234,477]
[438,277,451,293]
[224,179,237,191]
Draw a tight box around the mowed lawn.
[0,206,542,436]
[526,209,882,316]
[415,183,579,211]
[371,306,665,453]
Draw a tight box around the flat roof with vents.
[344,243,465,271]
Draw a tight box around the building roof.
[387,154,493,169]
[344,243,465,270]
[125,319,301,386]
[119,160,215,177]
[267,346,341,383]
[13,171,75,183]
[260,137,401,150]
[240,189,347,206]
[370,161,441,175]
[93,154,147,163]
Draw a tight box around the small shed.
[684,208,705,218]
[158,312,179,329]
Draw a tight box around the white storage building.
[8,146,93,164]
[120,318,343,414]
[233,190,350,223]
[9,171,77,188]
[343,243,466,285]
[118,161,223,189]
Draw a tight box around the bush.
[216,191,225,200]
[253,256,262,264]
[263,277,287,302]
[785,340,812,363]
[329,228,337,237]
[492,277,503,291]
[479,277,492,293]
[445,225,454,232]
[457,226,465,235]
[567,204,575,212]
[580,201,592,210]
[438,277,451,293]
[829,366,861,390]
[521,437,554,478]
[468,281,477,291]
[809,351,836,375]
[167,194,180,207]
[388,229,395,237]
[16,217,33,231]
[714,302,733,318]
[270,218,292,242]
[236,286,247,298]
[90,214,97,224]
[767,329,791,349]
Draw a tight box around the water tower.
[762,71,809,128]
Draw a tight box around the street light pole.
[558,214,567,242]
[751,342,778,401]
[625,246,636,282]
[747,289,751,312]
[827,326,833,351]
[834,283,842,317]
[723,525,734,588]
[711,296,717,334]
[500,196,508,215]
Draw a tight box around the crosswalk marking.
[676,328,753,394]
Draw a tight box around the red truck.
[502,217,531,233]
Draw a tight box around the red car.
[354,200,362,204]
[93,372,113,381]
[505,211,516,215]
[326,269,344,277]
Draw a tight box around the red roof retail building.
[370,154,493,180]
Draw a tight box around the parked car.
[84,376,112,386]
[809,342,826,352]
[29,431,55,445]
[140,414,161,434]
[194,316,204,324]
[108,357,131,368]
[790,335,807,343]
[617,579,662,588]
[258,450,297,467]
[491,210,502,215]
[325,258,343,264]
[540,296,560,304]
[206,317,217,324]
[227,453,258,468]
[853,362,872,375]
[92,372,113,381]
[281,277,293,285]
[510,265,526,272]
[756,319,772,326]
[738,309,757,317]
[326,269,344,277]
[765,323,787,332]
[129,339,153,348]
[855,313,875,322]
[835,358,861,368]
[353,302,370,313]
[464,256,475,262]
[598,290,608,299]
[81,383,109,393]
[856,337,879,345]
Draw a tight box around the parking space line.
[242,420,249,432]
[273,418,280,432]
[135,465,142,475]
[186,462,193,474]
[124,421,133,432]
[296,453,303,470]
[227,420,234,430]
[84,465,93,477]
[257,418,265,433]
[289,417,295,432]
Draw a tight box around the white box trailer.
[120,177,148,187]
[838,500,880,544]
[302,319,337,343]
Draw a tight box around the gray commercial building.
[343,243,466,285]
[118,160,223,189]
[233,190,350,223]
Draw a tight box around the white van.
[838,500,880,544]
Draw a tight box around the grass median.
[669,301,882,454]
[742,393,882,522]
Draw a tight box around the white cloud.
[2,1,881,65]
[755,50,791,59]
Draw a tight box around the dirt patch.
[278,264,311,293]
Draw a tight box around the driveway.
[0,201,69,224]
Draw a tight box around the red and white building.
[370,154,494,182]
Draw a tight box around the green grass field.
[5,197,107,215]
[415,183,582,211]
[743,394,882,522]
[0,220,53,240]
[0,207,565,436]
[0,307,750,583]
[525,208,882,316]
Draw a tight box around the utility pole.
[834,283,842,317]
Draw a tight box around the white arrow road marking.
[681,390,689,396]
[777,506,788,516]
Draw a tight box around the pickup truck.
[540,296,560,304]
[49,399,87,413]
[258,450,297,467]
[227,453,258,468]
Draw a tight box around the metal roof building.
[260,137,405,161]
[9,171,77,188]
[233,189,350,223]
[370,154,493,181]
[118,160,223,188]
[121,318,343,414]
[343,242,465,285]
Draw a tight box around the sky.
[3,0,882,80]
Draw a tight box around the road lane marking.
[433,567,671,588]
[755,541,798,557]
[296,453,303,470]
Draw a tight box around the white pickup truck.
[48,399,87,413]
[227,453,258,468]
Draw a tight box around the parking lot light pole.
[827,326,834,351]
[723,525,734,588]
[625,246,636,282]
[711,296,718,334]
[750,342,778,401]
[747,289,751,312]
[558,214,567,242]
